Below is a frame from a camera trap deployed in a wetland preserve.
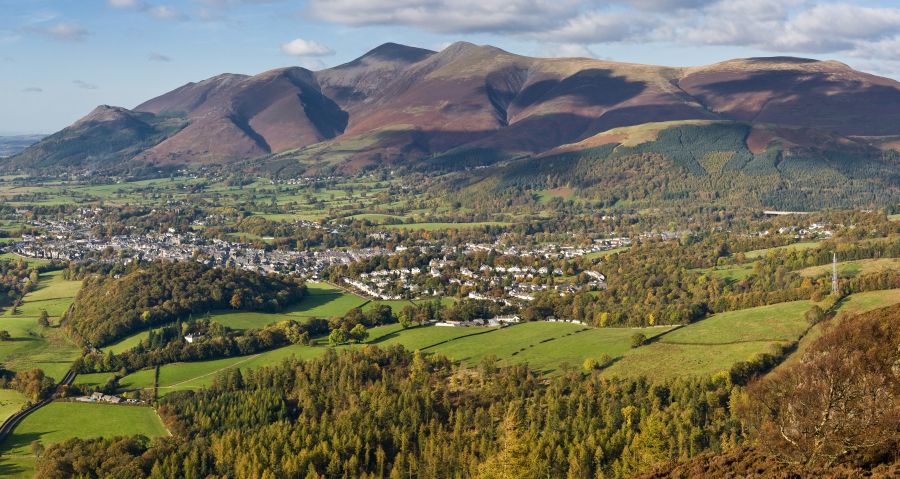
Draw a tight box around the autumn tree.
[741,305,900,467]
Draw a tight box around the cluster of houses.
[342,255,609,303]
[10,214,391,278]
[74,391,141,405]
[464,237,631,259]
[435,315,521,327]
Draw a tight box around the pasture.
[797,257,900,278]
[835,288,900,315]
[693,262,756,282]
[743,241,822,259]
[0,270,81,378]
[0,389,26,423]
[0,402,168,477]
[281,282,369,318]
[603,300,813,381]
[659,301,811,344]
[420,322,675,373]
[385,221,510,231]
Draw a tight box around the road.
[0,369,77,443]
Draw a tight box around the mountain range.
[8,42,900,205]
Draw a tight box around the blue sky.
[3,0,900,134]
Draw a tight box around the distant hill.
[0,134,45,158]
[6,42,900,207]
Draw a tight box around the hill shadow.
[512,69,647,109]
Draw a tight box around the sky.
[4,0,900,134]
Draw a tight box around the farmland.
[104,321,675,396]
[693,262,756,282]
[0,402,168,478]
[835,288,900,314]
[603,301,814,381]
[385,221,511,231]
[0,389,26,423]
[0,269,81,379]
[796,257,900,278]
[742,241,822,259]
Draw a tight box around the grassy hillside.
[603,301,812,381]
[0,270,82,379]
[0,402,168,478]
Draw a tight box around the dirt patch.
[746,127,775,154]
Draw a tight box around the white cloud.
[544,43,596,58]
[280,38,334,56]
[73,80,99,90]
[22,87,43,93]
[148,5,185,20]
[149,52,172,61]
[106,0,186,21]
[107,0,143,8]
[309,0,580,34]
[34,22,89,42]
[305,0,900,69]
[535,10,655,43]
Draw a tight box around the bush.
[630,333,647,348]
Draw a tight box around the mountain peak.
[74,105,139,126]
[335,43,435,70]
[363,42,435,62]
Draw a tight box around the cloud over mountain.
[306,0,900,72]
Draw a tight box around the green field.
[743,241,822,259]
[385,222,510,231]
[0,253,49,267]
[602,341,784,380]
[693,262,756,282]
[835,288,900,315]
[108,321,673,395]
[604,301,813,381]
[111,342,328,396]
[210,311,299,330]
[105,329,152,354]
[0,402,168,477]
[660,301,811,344]
[0,389,27,423]
[9,270,81,319]
[420,322,675,373]
[281,282,369,318]
[0,270,81,378]
[797,257,900,278]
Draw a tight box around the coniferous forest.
[34,305,899,478]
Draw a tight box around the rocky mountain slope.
[9,42,900,174]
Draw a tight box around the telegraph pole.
[832,252,838,295]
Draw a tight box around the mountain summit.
[10,42,900,171]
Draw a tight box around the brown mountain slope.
[4,105,186,169]
[133,67,348,164]
[679,57,900,135]
[11,42,900,170]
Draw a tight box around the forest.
[33,304,899,478]
[465,123,900,211]
[64,261,307,346]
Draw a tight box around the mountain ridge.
[9,42,900,173]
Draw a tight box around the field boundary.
[155,353,262,390]
[0,369,77,445]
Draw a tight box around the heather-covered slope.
[5,105,186,170]
[10,42,900,177]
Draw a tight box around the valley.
[2,22,899,478]
[0,172,894,476]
